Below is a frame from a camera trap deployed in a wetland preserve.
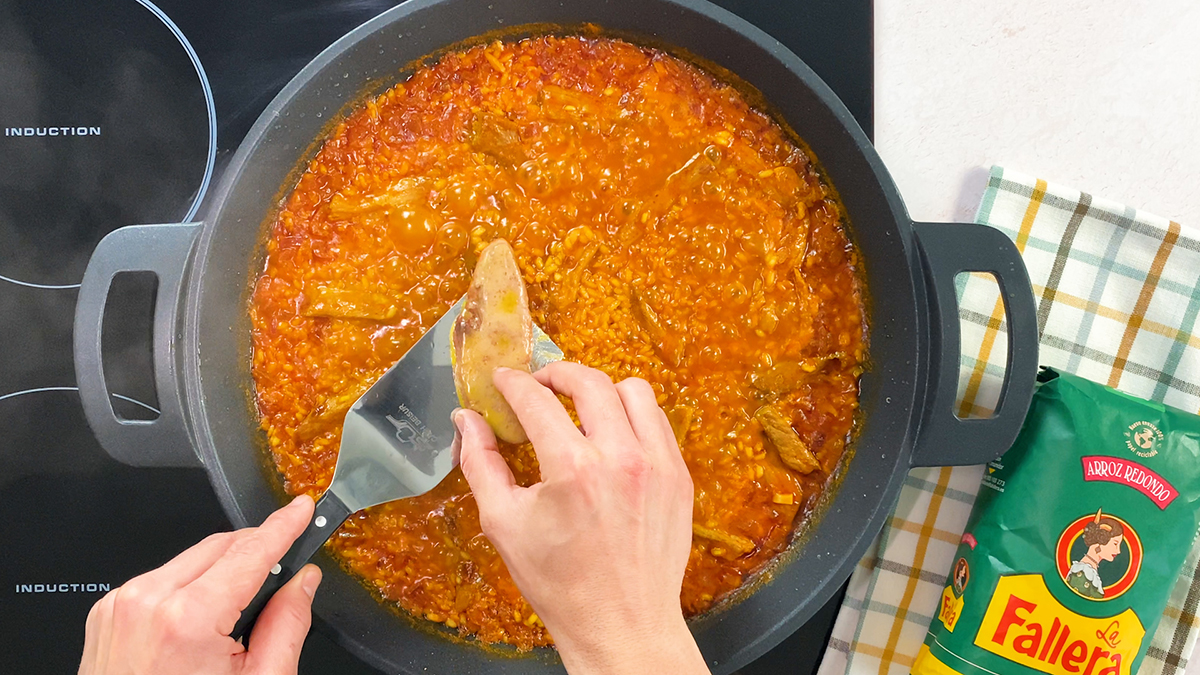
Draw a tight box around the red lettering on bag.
[992,594,1037,644]
[1080,456,1177,509]
[1062,640,1089,672]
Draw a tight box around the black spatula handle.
[230,491,353,642]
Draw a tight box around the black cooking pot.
[73,0,1039,672]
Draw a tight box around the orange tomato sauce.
[250,35,865,649]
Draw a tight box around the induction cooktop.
[0,0,871,672]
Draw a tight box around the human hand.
[456,361,709,675]
[79,496,321,675]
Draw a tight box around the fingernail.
[450,428,463,466]
[451,408,466,432]
[290,493,314,508]
[301,565,322,599]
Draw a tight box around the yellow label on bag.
[974,575,1144,675]
[914,644,966,675]
[939,585,964,632]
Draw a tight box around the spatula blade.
[328,296,560,512]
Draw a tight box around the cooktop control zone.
[0,1,869,672]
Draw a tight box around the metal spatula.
[230,296,563,640]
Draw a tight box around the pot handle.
[909,222,1038,467]
[73,223,203,468]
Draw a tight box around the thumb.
[455,408,517,512]
[243,564,320,674]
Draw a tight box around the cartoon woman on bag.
[1066,509,1125,599]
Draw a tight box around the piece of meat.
[302,284,399,321]
[667,405,694,446]
[327,177,429,219]
[469,114,527,168]
[692,524,755,557]
[539,85,597,123]
[629,145,722,225]
[750,352,847,395]
[630,288,683,367]
[554,241,599,309]
[664,145,721,191]
[756,404,819,474]
[452,239,533,443]
[296,380,371,441]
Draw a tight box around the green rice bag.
[913,368,1200,675]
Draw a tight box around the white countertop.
[874,1,1200,670]
[876,0,1200,227]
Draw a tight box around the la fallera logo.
[1054,510,1142,601]
[937,558,970,632]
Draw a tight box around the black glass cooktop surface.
[0,0,870,672]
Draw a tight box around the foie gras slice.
[452,239,534,444]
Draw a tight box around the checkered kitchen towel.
[816,167,1200,675]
